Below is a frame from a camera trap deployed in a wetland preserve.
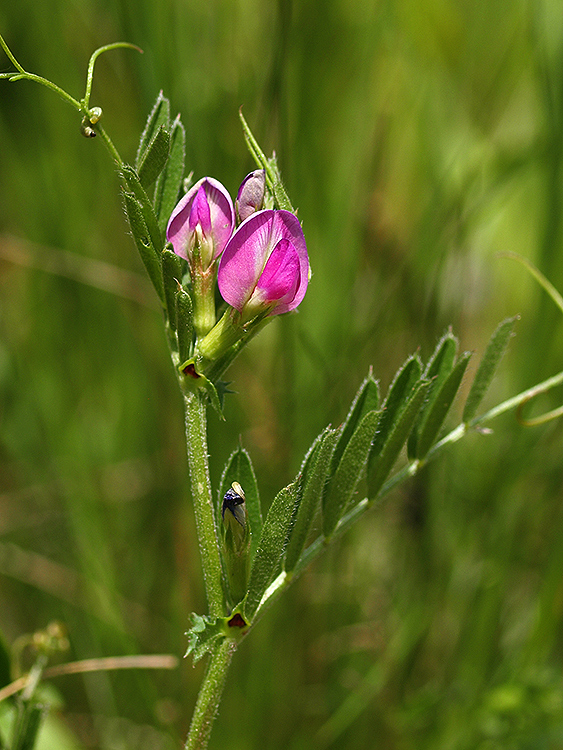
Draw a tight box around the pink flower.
[166,177,235,270]
[218,209,309,318]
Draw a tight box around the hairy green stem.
[184,638,237,750]
[95,123,124,166]
[184,392,226,618]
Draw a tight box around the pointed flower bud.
[236,170,265,223]
[166,177,235,270]
[218,209,309,320]
[221,481,251,606]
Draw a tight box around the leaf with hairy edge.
[463,317,518,423]
[322,409,380,539]
[123,192,165,302]
[136,91,170,170]
[408,332,457,459]
[162,249,183,330]
[368,379,431,501]
[243,485,297,621]
[137,124,171,191]
[155,114,186,231]
[238,110,295,213]
[285,427,339,573]
[416,352,472,459]
[121,165,164,254]
[328,371,379,484]
[185,613,225,664]
[369,354,421,472]
[219,446,262,558]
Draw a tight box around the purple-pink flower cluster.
[166,172,309,320]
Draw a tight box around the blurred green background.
[2,0,563,748]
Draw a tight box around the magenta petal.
[166,177,235,262]
[189,185,212,235]
[218,210,278,311]
[218,208,310,315]
[267,211,310,314]
[255,239,300,304]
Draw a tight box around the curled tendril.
[0,33,141,163]
[82,42,142,111]
[517,399,563,427]
[501,250,563,425]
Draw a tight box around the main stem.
[184,392,225,618]
[184,638,237,750]
[184,392,236,750]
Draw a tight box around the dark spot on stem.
[227,613,247,628]
[183,363,200,378]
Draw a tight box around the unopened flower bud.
[221,481,251,606]
[236,170,265,223]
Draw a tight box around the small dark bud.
[80,117,97,138]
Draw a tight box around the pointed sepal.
[239,110,295,213]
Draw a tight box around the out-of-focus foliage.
[1,0,563,748]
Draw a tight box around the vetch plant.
[2,33,563,750]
